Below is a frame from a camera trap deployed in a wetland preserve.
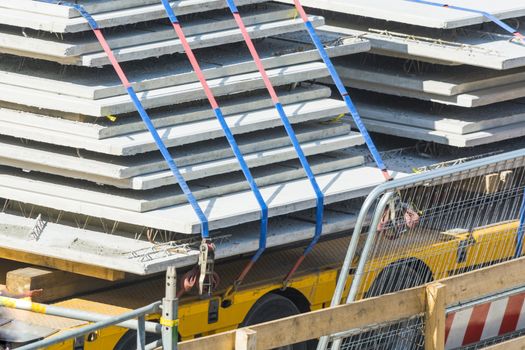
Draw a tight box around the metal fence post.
[162,266,179,350]
[514,188,525,258]
[330,191,395,350]
[137,315,146,350]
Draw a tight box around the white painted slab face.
[353,118,525,147]
[279,0,525,29]
[0,166,400,233]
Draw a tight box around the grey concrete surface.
[0,0,268,33]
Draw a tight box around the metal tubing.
[162,266,179,350]
[330,192,394,350]
[0,296,161,334]
[17,302,161,350]
[138,315,146,350]
[514,188,525,258]
[315,191,384,350]
[346,192,395,303]
[146,339,163,350]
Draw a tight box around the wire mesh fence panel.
[321,151,525,350]
[353,158,525,301]
[461,328,525,349]
[337,315,425,350]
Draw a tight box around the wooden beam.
[179,287,426,350]
[235,328,257,350]
[179,257,525,350]
[0,259,29,284]
[425,283,446,350]
[0,247,125,281]
[6,267,119,303]
[445,257,525,305]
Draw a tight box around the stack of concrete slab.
[0,0,395,276]
[279,0,525,147]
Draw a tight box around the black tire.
[113,330,161,350]
[366,262,432,298]
[341,263,431,350]
[242,293,307,350]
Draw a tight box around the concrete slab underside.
[0,10,324,66]
[0,127,363,190]
[332,56,525,96]
[0,84,329,139]
[339,77,525,108]
[278,0,525,29]
[0,0,163,18]
[0,4,291,58]
[0,96,348,155]
[352,118,525,147]
[0,0,269,33]
[0,166,396,234]
[0,149,365,212]
[0,33,368,99]
[354,93,525,135]
[0,207,360,275]
[0,62,329,116]
[321,25,525,70]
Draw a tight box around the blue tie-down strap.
[405,0,524,39]
[37,0,210,238]
[212,108,269,259]
[127,87,210,237]
[159,0,269,261]
[300,18,389,175]
[225,0,240,14]
[36,0,99,30]
[274,102,325,251]
[160,0,180,24]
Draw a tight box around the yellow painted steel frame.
[42,220,520,349]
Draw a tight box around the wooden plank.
[425,283,446,350]
[235,328,257,350]
[179,257,525,350]
[482,336,525,349]
[0,259,28,284]
[0,247,125,281]
[179,287,426,350]
[445,257,525,306]
[6,267,118,303]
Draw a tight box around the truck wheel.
[366,262,432,298]
[341,264,430,350]
[241,293,307,350]
[113,330,160,350]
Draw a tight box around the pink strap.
[93,30,131,88]
[232,13,279,104]
[171,23,220,110]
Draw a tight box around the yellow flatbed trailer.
[1,218,520,349]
